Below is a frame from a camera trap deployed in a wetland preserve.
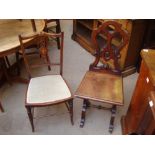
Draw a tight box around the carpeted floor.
[0,20,138,134]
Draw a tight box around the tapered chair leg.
[26,106,35,132]
[68,99,74,125]
[0,102,4,112]
[80,99,88,128]
[45,54,51,71]
[109,105,117,133]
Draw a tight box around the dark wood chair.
[19,31,73,132]
[0,101,4,112]
[75,21,129,133]
[44,19,61,49]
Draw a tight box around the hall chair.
[19,31,73,132]
[75,21,129,133]
[44,19,61,49]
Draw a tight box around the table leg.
[1,57,12,85]
[0,102,4,112]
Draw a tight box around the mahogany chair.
[0,101,4,112]
[19,31,73,132]
[75,21,129,133]
[44,19,61,49]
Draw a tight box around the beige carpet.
[0,20,138,134]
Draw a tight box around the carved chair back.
[19,32,64,78]
[90,21,129,75]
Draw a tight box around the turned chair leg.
[56,20,61,49]
[0,102,4,112]
[26,106,35,132]
[85,99,91,109]
[45,54,51,71]
[80,99,88,128]
[68,99,74,125]
[109,105,117,133]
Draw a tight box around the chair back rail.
[19,32,64,78]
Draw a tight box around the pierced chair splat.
[19,31,73,132]
[75,21,129,133]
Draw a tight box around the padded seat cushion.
[26,75,71,104]
[75,71,123,106]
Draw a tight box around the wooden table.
[0,20,45,110]
[0,19,45,58]
[0,19,45,83]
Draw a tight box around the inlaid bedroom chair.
[19,31,73,132]
[44,19,61,49]
[75,21,129,133]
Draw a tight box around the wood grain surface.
[0,19,45,56]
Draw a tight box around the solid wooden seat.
[75,71,123,105]
[27,75,71,104]
[19,31,73,132]
[75,21,129,133]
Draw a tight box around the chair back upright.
[19,32,64,79]
[44,19,61,32]
[90,21,129,75]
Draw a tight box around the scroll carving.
[90,21,129,75]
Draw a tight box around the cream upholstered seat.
[27,75,71,104]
